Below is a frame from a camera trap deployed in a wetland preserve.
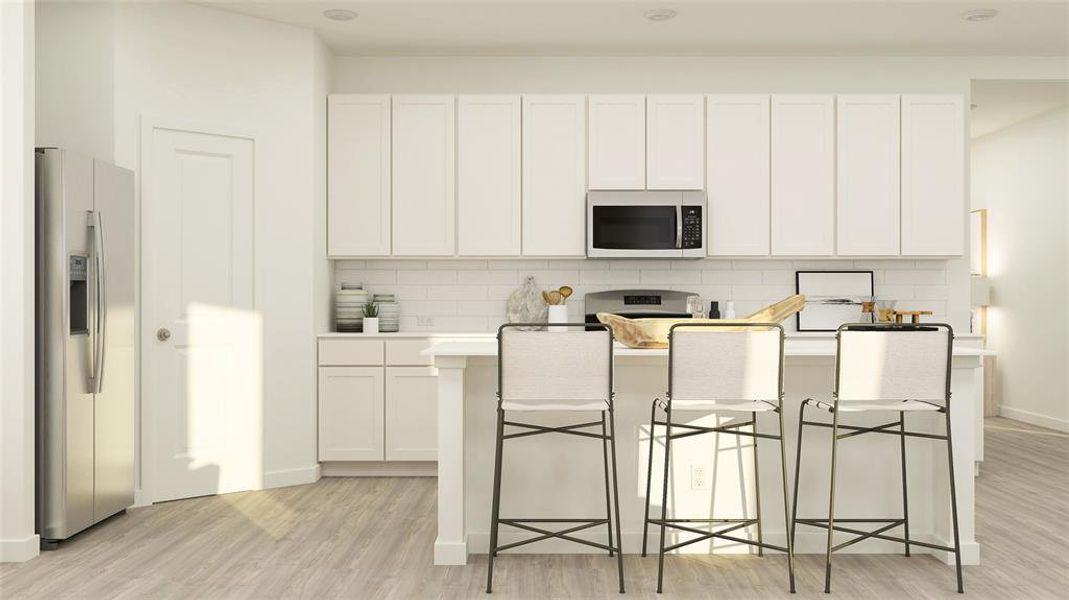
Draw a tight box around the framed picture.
[795,271,875,332]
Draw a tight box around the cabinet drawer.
[385,339,433,366]
[318,339,384,366]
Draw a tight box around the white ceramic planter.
[363,317,379,334]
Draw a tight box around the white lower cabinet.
[317,338,437,465]
[385,367,438,461]
[318,367,385,461]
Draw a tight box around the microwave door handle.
[675,205,683,249]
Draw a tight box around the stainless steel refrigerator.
[36,148,135,546]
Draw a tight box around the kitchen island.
[425,336,988,567]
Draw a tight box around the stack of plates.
[336,283,368,332]
[373,293,400,332]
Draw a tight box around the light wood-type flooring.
[3,417,1067,599]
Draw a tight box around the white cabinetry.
[457,95,521,256]
[318,367,385,461]
[392,95,456,256]
[706,95,770,256]
[588,95,646,190]
[522,95,587,256]
[317,338,437,465]
[327,95,391,257]
[771,95,836,256]
[901,94,965,256]
[385,367,439,460]
[647,95,704,190]
[837,95,901,256]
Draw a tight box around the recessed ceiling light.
[644,8,678,22]
[961,9,999,22]
[323,8,357,22]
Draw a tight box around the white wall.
[109,1,322,489]
[35,0,113,160]
[972,107,1069,431]
[1,0,39,563]
[330,55,1069,333]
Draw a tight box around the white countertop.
[317,331,493,339]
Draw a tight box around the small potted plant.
[362,302,380,334]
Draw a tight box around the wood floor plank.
[2,417,1067,599]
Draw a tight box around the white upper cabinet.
[706,95,770,256]
[588,95,646,190]
[457,95,521,256]
[391,95,456,256]
[522,95,587,256]
[901,94,965,256]
[771,95,835,256]
[327,95,391,257]
[647,95,704,190]
[837,95,901,256]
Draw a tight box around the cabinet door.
[328,95,391,256]
[647,95,704,190]
[392,95,456,255]
[522,95,587,256]
[588,95,646,190]
[771,95,835,256]
[385,367,438,461]
[707,95,770,256]
[457,95,521,256]
[318,367,384,461]
[901,95,965,256]
[837,95,901,256]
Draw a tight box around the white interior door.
[142,123,258,502]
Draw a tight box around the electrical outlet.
[417,316,435,327]
[690,464,710,491]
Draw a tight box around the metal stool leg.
[601,411,615,557]
[485,406,506,594]
[789,403,807,551]
[641,401,657,558]
[899,410,911,557]
[824,407,840,594]
[656,403,673,594]
[778,407,797,594]
[608,406,626,594]
[945,407,964,593]
[752,411,764,557]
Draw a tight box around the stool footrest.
[795,518,955,553]
[493,518,616,554]
[646,518,787,553]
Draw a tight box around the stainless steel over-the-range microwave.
[586,190,707,258]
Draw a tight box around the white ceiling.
[192,0,1069,57]
[971,79,1069,138]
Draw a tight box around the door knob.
[156,328,172,342]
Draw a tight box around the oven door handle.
[675,205,683,249]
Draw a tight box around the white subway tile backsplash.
[332,258,950,332]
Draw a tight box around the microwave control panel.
[681,206,703,249]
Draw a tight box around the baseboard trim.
[263,464,321,489]
[320,461,437,477]
[999,406,1069,433]
[0,534,40,563]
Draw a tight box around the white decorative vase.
[547,305,568,331]
[363,317,379,335]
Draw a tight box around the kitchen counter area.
[423,337,988,568]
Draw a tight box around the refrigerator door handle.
[88,210,107,394]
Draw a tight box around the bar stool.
[642,323,796,594]
[790,323,963,594]
[486,323,624,594]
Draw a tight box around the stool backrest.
[668,323,784,404]
[835,324,953,404]
[498,324,613,405]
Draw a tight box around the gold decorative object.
[598,294,806,349]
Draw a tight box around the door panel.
[647,95,704,190]
[328,94,391,256]
[837,95,901,256]
[588,95,646,190]
[392,95,456,255]
[521,95,586,256]
[707,95,771,256]
[457,95,521,256]
[902,95,965,256]
[385,367,438,461]
[143,125,257,502]
[771,95,835,256]
[92,160,136,519]
[319,367,385,461]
